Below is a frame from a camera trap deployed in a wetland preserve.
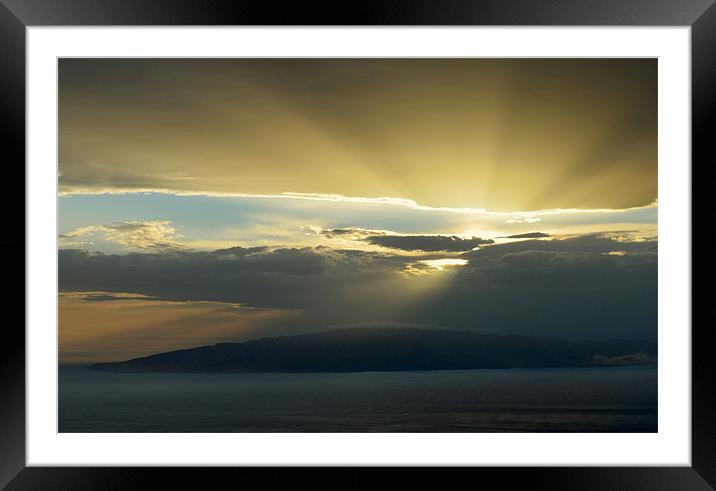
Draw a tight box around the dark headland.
[91,328,657,373]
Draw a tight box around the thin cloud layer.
[315,227,493,252]
[502,232,550,239]
[365,234,493,252]
[60,220,185,252]
[59,291,296,363]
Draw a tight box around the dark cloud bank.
[366,235,493,252]
[59,234,657,341]
[502,232,550,239]
[317,227,494,252]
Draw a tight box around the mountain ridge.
[92,327,657,373]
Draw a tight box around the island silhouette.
[92,328,656,373]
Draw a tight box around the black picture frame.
[2,1,709,489]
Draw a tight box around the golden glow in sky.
[419,259,470,270]
[58,58,658,363]
[59,58,656,212]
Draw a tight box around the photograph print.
[58,58,658,433]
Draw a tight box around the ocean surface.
[59,365,657,432]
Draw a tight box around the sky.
[58,58,658,364]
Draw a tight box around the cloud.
[506,216,542,224]
[315,227,493,252]
[409,233,658,340]
[311,227,393,241]
[502,232,550,239]
[59,232,657,342]
[59,59,656,211]
[365,235,493,252]
[464,232,656,259]
[59,246,413,310]
[60,220,185,252]
[62,291,162,302]
[59,291,296,363]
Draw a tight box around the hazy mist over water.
[59,366,657,433]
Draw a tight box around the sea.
[58,365,657,432]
